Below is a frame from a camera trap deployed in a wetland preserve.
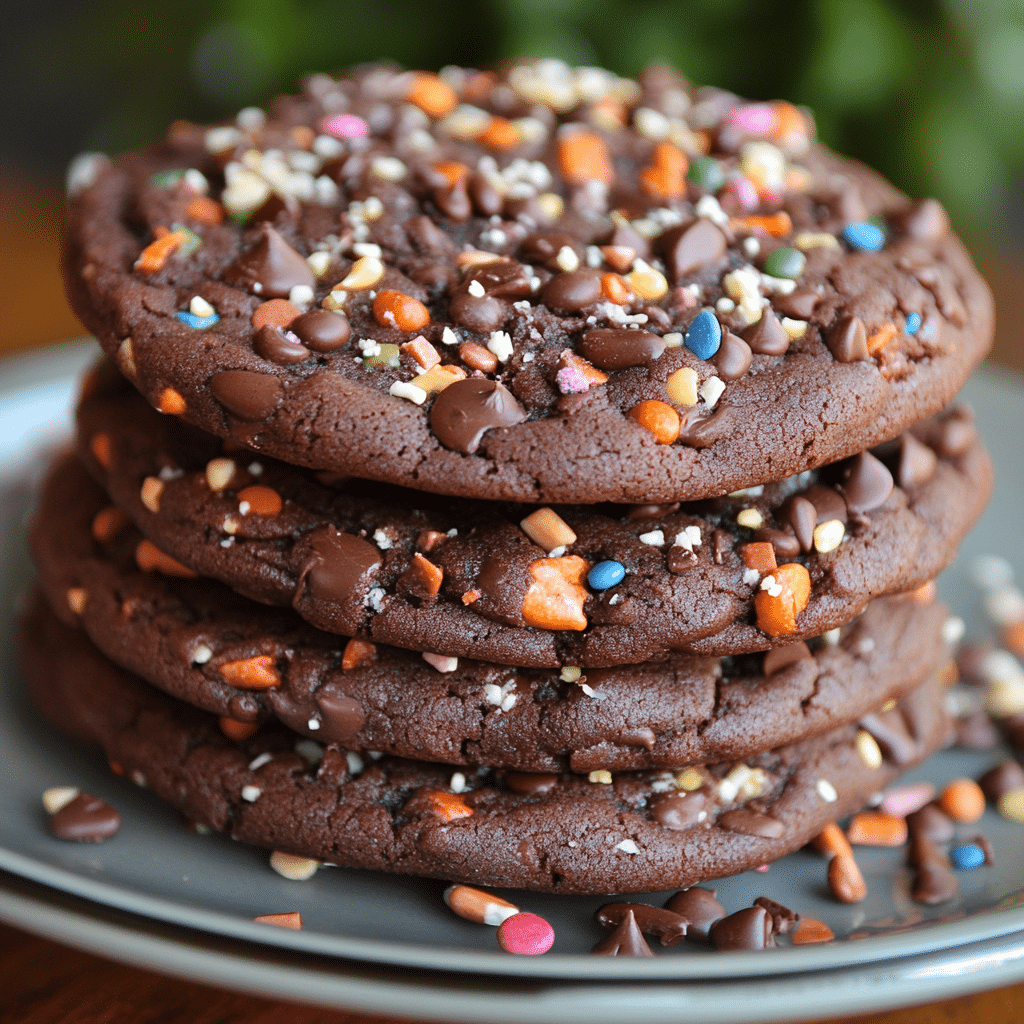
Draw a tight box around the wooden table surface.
[1,176,1022,1024]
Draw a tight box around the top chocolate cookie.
[64,61,993,503]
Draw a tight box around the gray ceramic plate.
[1,342,1023,1017]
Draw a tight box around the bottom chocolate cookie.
[19,597,950,895]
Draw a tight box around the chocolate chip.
[898,198,950,242]
[50,792,120,842]
[429,378,527,454]
[858,711,918,766]
[254,326,311,364]
[505,772,559,796]
[625,503,681,519]
[742,307,789,356]
[712,331,752,380]
[710,906,775,950]
[978,760,1024,802]
[801,484,848,524]
[224,224,315,298]
[578,329,666,370]
[898,433,938,489]
[449,292,507,334]
[210,369,284,421]
[468,258,532,299]
[519,231,581,270]
[595,904,689,946]
[541,270,603,313]
[290,310,351,352]
[250,191,299,224]
[772,288,818,320]
[717,808,785,838]
[840,451,894,514]
[468,172,503,217]
[955,710,998,750]
[664,887,726,940]
[753,527,801,561]
[667,546,698,573]
[602,221,650,262]
[753,897,798,935]
[296,527,382,608]
[592,909,654,957]
[826,315,869,363]
[658,220,728,281]
[433,180,472,221]
[936,408,977,458]
[907,803,955,844]
[785,496,817,552]
[314,689,366,740]
[650,791,708,830]
[763,641,812,676]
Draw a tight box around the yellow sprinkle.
[588,770,613,785]
[676,768,704,791]
[665,367,699,406]
[737,508,764,530]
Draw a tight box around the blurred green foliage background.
[3,0,1023,247]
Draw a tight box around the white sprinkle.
[248,462,263,476]
[236,106,266,131]
[220,538,234,548]
[487,330,514,363]
[351,242,382,258]
[639,529,666,546]
[586,245,603,268]
[307,718,320,731]
[248,752,273,771]
[372,528,393,550]
[346,751,365,775]
[189,295,214,318]
[238,501,251,515]
[985,586,1024,626]
[742,236,761,257]
[971,554,1015,591]
[450,772,468,794]
[663,332,683,348]
[389,380,427,405]
[467,279,486,298]
[366,587,386,612]
[205,125,243,153]
[370,155,407,181]
[66,152,110,198]
[555,245,580,273]
[695,195,729,225]
[442,326,459,346]
[131,769,147,788]
[42,787,80,815]
[715,297,736,314]
[700,376,726,409]
[743,568,761,586]
[580,683,608,701]
[943,616,966,645]
[760,574,783,598]
[307,251,331,277]
[289,284,314,306]
[821,627,842,646]
[423,652,459,673]
[294,739,324,764]
[816,779,838,803]
[191,644,213,665]
[614,839,641,855]
[547,545,567,558]
[241,785,262,803]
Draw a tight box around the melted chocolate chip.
[658,220,728,281]
[50,792,120,842]
[592,909,654,957]
[297,528,382,607]
[753,897,798,935]
[315,688,366,740]
[710,906,775,950]
[712,331,753,380]
[650,791,708,830]
[578,329,666,370]
[596,904,689,946]
[505,772,560,796]
[469,259,532,299]
[908,830,958,905]
[254,326,311,364]
[449,292,508,334]
[224,224,315,298]
[840,452,894,514]
[717,808,785,838]
[773,288,818,320]
[429,378,527,454]
[210,370,284,421]
[763,641,812,676]
[542,270,603,313]
[742,308,789,356]
[802,484,848,524]
[290,310,351,352]
[826,315,869,363]
[664,887,726,940]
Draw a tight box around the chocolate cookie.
[64,62,993,505]
[19,595,950,894]
[30,454,950,772]
[77,363,991,665]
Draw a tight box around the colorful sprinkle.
[762,247,806,280]
[496,912,555,955]
[905,312,922,335]
[321,114,369,139]
[949,843,986,870]
[170,222,203,257]
[149,169,187,188]
[175,310,219,330]
[843,222,885,252]
[723,176,759,211]
[588,560,626,590]
[556,366,590,394]
[684,310,723,361]
[687,156,725,193]
[725,104,778,135]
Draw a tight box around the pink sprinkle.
[880,781,936,819]
[725,104,778,135]
[496,912,555,955]
[724,177,759,212]
[321,114,369,139]
[422,651,458,673]
[756,864,770,873]
[556,367,590,394]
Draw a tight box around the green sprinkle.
[149,169,187,188]
[363,343,400,369]
[762,247,806,280]
[687,156,725,193]
[170,223,203,258]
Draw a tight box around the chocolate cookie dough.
[30,454,951,772]
[77,364,991,665]
[64,62,993,504]
[19,595,950,895]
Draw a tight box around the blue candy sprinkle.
[684,310,722,361]
[176,310,220,330]
[949,843,986,870]
[905,312,922,335]
[588,560,626,590]
[843,222,885,252]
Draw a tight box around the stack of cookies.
[22,61,994,895]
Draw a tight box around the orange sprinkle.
[237,485,283,516]
[373,290,431,332]
[735,212,793,238]
[185,195,224,225]
[422,790,474,822]
[477,116,522,150]
[219,717,260,742]
[89,433,112,470]
[135,230,186,275]
[253,912,302,930]
[557,350,608,387]
[92,506,130,544]
[158,388,187,415]
[772,101,807,143]
[755,563,811,636]
[252,299,300,331]
[600,272,632,305]
[462,589,481,605]
[867,323,898,356]
[433,161,469,186]
[401,335,441,370]
[740,542,777,573]
[342,638,378,671]
[792,918,834,944]
[219,655,281,690]
[557,131,614,186]
[522,556,590,631]
[627,400,681,445]
[640,165,685,199]
[406,73,458,118]
[135,539,197,578]
[911,580,937,604]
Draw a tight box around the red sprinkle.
[496,912,554,955]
